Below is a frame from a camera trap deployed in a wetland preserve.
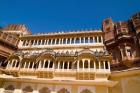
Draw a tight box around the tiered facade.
[0,12,139,93]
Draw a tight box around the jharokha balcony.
[0,31,19,48]
[2,49,111,81]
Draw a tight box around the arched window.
[90,37,93,43]
[39,87,51,93]
[49,61,53,68]
[96,61,99,69]
[63,38,66,44]
[45,60,48,68]
[105,61,108,69]
[98,36,102,43]
[56,39,59,44]
[84,60,88,68]
[90,60,94,68]
[52,39,55,45]
[5,85,15,93]
[34,40,37,45]
[81,37,84,43]
[58,88,70,93]
[60,61,63,69]
[75,38,80,44]
[22,86,33,93]
[85,37,88,43]
[29,62,33,68]
[67,38,70,44]
[80,89,92,93]
[95,36,97,43]
[71,38,74,44]
[79,60,83,69]
[64,62,68,69]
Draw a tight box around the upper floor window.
[38,40,41,45]
[81,37,84,43]
[75,37,80,44]
[42,39,45,45]
[95,36,97,43]
[67,38,70,44]
[71,38,74,44]
[63,38,66,44]
[48,39,51,45]
[56,39,59,44]
[52,39,55,45]
[98,36,102,43]
[85,37,88,43]
[90,37,93,43]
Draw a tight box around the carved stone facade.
[0,12,139,93]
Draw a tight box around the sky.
[0,0,140,33]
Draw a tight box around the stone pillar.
[40,39,43,45]
[97,36,99,43]
[101,36,103,43]
[11,59,14,68]
[93,37,95,43]
[48,60,50,69]
[28,62,30,69]
[38,61,41,69]
[103,61,106,70]
[44,39,47,45]
[6,61,10,69]
[88,37,90,43]
[32,62,34,69]
[62,61,65,70]
[70,38,72,44]
[108,61,110,71]
[82,59,85,70]
[74,38,76,44]
[43,60,46,69]
[67,62,70,70]
[94,62,96,70]
[79,37,81,43]
[62,38,63,44]
[77,60,79,71]
[50,39,53,45]
[55,39,57,44]
[59,39,61,44]
[83,37,85,43]
[99,61,101,69]
[24,62,26,68]
[58,62,60,69]
[37,40,39,45]
[66,38,68,44]
[46,39,49,45]
[88,59,90,71]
